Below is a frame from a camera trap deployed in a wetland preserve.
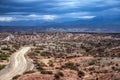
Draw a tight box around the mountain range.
[0,15,120,32]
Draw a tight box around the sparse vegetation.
[0,32,120,80]
[61,62,79,71]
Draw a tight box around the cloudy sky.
[0,0,120,26]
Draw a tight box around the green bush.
[1,47,10,51]
[54,72,64,80]
[54,73,60,79]
[55,67,62,70]
[0,54,9,60]
[40,51,51,57]
[77,71,85,78]
[48,60,54,67]
[57,72,64,77]
[41,70,53,75]
[35,47,44,50]
[61,62,78,71]
[37,66,44,71]
[12,75,21,80]
[13,45,20,49]
[23,71,35,74]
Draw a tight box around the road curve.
[0,47,31,80]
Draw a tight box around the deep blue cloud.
[0,0,120,26]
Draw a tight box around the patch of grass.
[0,65,6,70]
[0,54,9,60]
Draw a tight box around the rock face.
[2,34,14,41]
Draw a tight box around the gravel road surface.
[0,47,31,80]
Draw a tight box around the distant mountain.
[0,15,120,32]
[43,15,120,32]
[0,24,120,32]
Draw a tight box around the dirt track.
[0,47,31,80]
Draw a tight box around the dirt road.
[0,47,31,80]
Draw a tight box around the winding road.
[0,47,31,80]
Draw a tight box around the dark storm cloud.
[0,0,120,22]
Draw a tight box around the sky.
[0,0,120,26]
